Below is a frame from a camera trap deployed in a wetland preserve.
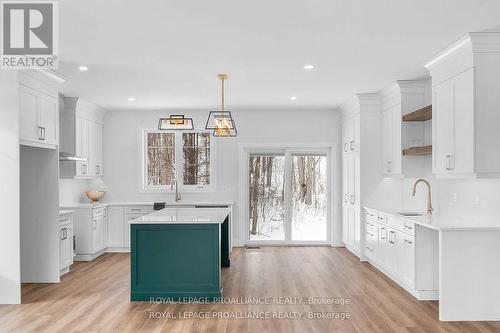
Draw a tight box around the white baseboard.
[74,248,107,261]
[106,247,130,253]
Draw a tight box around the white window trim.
[139,129,217,193]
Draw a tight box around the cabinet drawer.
[366,222,377,235]
[59,214,73,225]
[376,214,387,225]
[125,206,150,214]
[387,216,404,232]
[365,210,377,222]
[402,221,415,235]
[92,207,106,218]
[366,228,377,240]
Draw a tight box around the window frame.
[141,129,217,193]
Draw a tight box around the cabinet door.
[433,79,454,174]
[399,233,415,289]
[452,68,475,174]
[19,86,39,143]
[38,94,58,146]
[77,117,90,176]
[342,120,350,153]
[342,157,349,206]
[348,207,355,246]
[94,123,104,175]
[342,205,349,244]
[377,225,389,266]
[107,207,124,247]
[87,121,96,177]
[92,217,104,253]
[347,154,356,205]
[353,205,360,252]
[381,109,392,174]
[391,105,402,174]
[352,116,360,152]
[59,226,73,269]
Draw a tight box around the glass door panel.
[290,154,328,241]
[248,154,285,241]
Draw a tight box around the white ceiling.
[57,0,500,111]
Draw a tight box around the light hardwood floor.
[1,247,499,333]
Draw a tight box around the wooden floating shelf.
[403,145,432,156]
[403,105,432,122]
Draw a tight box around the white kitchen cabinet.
[426,32,500,178]
[432,69,475,175]
[60,97,106,179]
[379,80,429,177]
[107,206,125,249]
[71,206,108,261]
[340,94,381,258]
[19,74,59,149]
[364,208,438,300]
[59,213,74,276]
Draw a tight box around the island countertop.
[129,207,231,224]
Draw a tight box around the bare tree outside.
[249,155,285,240]
[248,153,327,241]
[183,133,210,186]
[291,155,327,241]
[147,132,175,186]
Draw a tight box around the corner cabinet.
[426,32,500,178]
[19,72,59,149]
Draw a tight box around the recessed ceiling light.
[303,64,315,70]
[128,97,135,102]
[78,66,88,72]
[290,96,297,101]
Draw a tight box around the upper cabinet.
[425,32,500,178]
[342,116,360,153]
[19,72,59,149]
[60,97,106,179]
[379,80,431,177]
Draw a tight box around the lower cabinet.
[364,208,437,300]
[59,213,74,276]
[107,205,153,252]
[72,206,108,261]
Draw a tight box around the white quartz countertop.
[60,201,233,209]
[129,207,231,224]
[59,210,74,215]
[364,206,500,231]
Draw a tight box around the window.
[143,130,215,191]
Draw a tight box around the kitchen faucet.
[412,178,433,215]
[171,180,182,202]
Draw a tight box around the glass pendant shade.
[205,111,237,137]
[158,115,194,130]
[205,73,237,137]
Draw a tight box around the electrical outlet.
[452,193,458,202]
[474,194,480,205]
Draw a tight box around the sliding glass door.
[248,149,329,244]
[290,154,328,241]
[248,153,285,241]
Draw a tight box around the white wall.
[86,108,340,246]
[20,146,60,283]
[0,71,21,304]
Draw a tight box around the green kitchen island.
[129,207,230,301]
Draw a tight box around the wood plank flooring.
[1,247,499,333]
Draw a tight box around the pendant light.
[205,73,237,137]
[158,114,194,130]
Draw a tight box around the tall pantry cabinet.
[340,94,382,258]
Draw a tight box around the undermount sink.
[398,212,427,217]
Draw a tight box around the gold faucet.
[412,178,433,215]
